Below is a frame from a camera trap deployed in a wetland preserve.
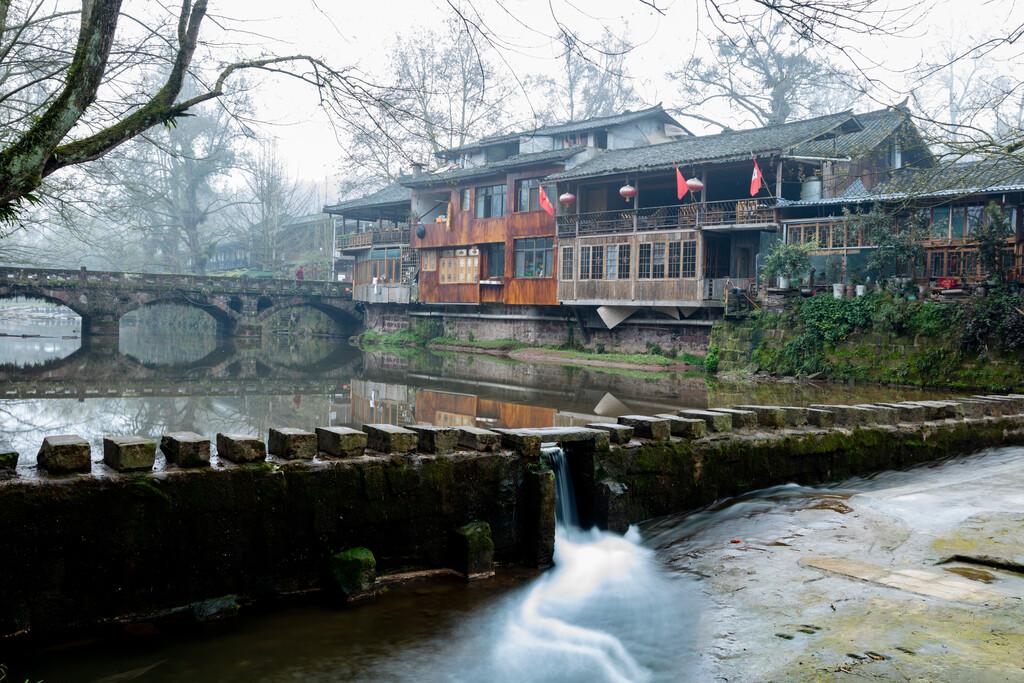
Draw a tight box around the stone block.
[677,409,733,432]
[216,433,265,463]
[268,428,316,460]
[950,399,988,419]
[316,427,368,458]
[855,405,898,425]
[732,405,786,429]
[37,435,91,475]
[707,408,758,430]
[806,408,836,428]
[160,432,210,468]
[876,403,926,422]
[933,401,965,420]
[901,402,945,421]
[456,426,501,452]
[405,425,459,454]
[330,547,376,600]
[655,414,707,439]
[453,521,494,580]
[979,395,1024,414]
[0,449,18,477]
[587,423,635,444]
[362,424,418,454]
[616,415,671,440]
[520,427,609,452]
[809,405,874,427]
[780,406,809,427]
[492,429,542,458]
[595,479,630,535]
[103,436,156,472]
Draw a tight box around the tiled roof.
[324,180,412,213]
[789,107,907,158]
[546,111,860,181]
[777,159,1024,206]
[404,146,586,187]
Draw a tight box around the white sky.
[206,0,1021,195]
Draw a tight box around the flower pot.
[856,284,866,297]
[778,276,790,289]
[832,283,844,299]
[845,284,856,298]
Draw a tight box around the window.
[930,251,945,278]
[589,244,604,279]
[514,237,553,277]
[461,189,471,211]
[932,206,950,239]
[966,204,984,237]
[439,248,479,283]
[681,241,696,278]
[484,242,504,278]
[475,185,506,219]
[605,245,618,279]
[667,242,681,278]
[617,244,631,279]
[561,247,574,281]
[651,243,666,279]
[951,206,965,239]
[579,245,592,280]
[423,250,437,272]
[638,243,652,278]
[515,179,541,213]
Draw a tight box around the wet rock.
[0,449,18,478]
[595,478,630,534]
[215,433,265,463]
[160,432,210,468]
[192,594,240,622]
[587,423,635,444]
[732,405,786,429]
[37,435,91,475]
[362,424,418,454]
[806,408,836,428]
[655,414,708,439]
[453,521,494,580]
[405,425,459,454]
[330,547,376,600]
[616,415,672,440]
[315,426,367,458]
[456,426,500,452]
[707,408,758,430]
[491,429,542,458]
[103,436,156,472]
[525,468,556,567]
[677,409,733,432]
[268,428,316,460]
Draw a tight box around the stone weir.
[2,395,1024,643]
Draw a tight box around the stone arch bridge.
[0,267,361,337]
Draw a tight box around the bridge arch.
[253,299,362,336]
[0,287,89,321]
[129,294,242,335]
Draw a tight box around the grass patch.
[428,337,529,351]
[537,347,683,367]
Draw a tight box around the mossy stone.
[216,433,265,463]
[330,547,376,598]
[315,427,367,458]
[454,521,494,579]
[38,435,91,474]
[103,436,156,472]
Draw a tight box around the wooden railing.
[338,227,411,250]
[556,200,777,237]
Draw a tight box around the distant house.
[208,211,340,279]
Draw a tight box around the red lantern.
[619,183,637,203]
[686,177,705,193]
[559,192,577,205]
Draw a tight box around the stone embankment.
[2,394,1023,644]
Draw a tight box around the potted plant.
[849,267,867,297]
[825,253,844,298]
[762,239,817,289]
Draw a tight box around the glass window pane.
[951,206,965,239]
[932,207,950,239]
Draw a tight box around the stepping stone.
[37,435,91,475]
[0,448,18,477]
[268,428,316,460]
[676,409,732,432]
[103,436,156,472]
[876,403,927,422]
[806,408,836,428]
[216,433,265,463]
[520,427,610,452]
[655,414,707,439]
[616,415,671,440]
[707,408,758,430]
[456,426,500,452]
[779,406,809,427]
[362,424,418,454]
[160,432,210,467]
[490,429,541,458]
[587,423,635,444]
[405,425,459,454]
[809,405,875,427]
[855,405,898,425]
[732,405,786,429]
[316,427,367,458]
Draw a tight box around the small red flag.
[674,162,688,200]
[750,154,763,197]
[539,183,555,216]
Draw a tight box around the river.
[3,304,1019,681]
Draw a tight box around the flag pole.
[752,151,775,199]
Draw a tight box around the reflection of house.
[325,180,414,302]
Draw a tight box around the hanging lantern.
[415,224,426,239]
[559,192,577,205]
[619,183,637,203]
[686,177,705,193]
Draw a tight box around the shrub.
[703,344,720,373]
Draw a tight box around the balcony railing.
[556,200,776,237]
[338,227,411,249]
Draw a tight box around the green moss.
[330,547,376,594]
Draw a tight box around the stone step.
[707,408,758,430]
[676,409,732,432]
[732,405,786,428]
[655,414,708,439]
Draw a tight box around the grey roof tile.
[324,181,412,213]
[405,146,586,187]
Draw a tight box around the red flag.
[539,183,555,216]
[674,162,688,200]
[750,154,763,196]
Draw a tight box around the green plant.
[824,253,844,284]
[975,202,1013,282]
[703,344,720,373]
[595,343,606,354]
[466,330,474,342]
[645,342,663,356]
[847,204,927,284]
[761,238,817,282]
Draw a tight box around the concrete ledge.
[616,415,671,440]
[456,426,500,452]
[587,423,635,444]
[655,414,708,439]
[37,435,91,475]
[268,428,317,460]
[103,436,156,472]
[708,408,758,430]
[160,432,211,468]
[362,424,418,454]
[677,409,732,432]
[216,433,265,463]
[316,427,368,458]
[405,425,459,454]
[733,405,786,429]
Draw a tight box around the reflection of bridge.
[0,267,361,337]
[0,338,362,400]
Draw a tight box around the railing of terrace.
[556,200,777,237]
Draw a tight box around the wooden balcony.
[338,228,411,250]
[556,200,777,237]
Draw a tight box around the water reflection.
[0,300,81,365]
